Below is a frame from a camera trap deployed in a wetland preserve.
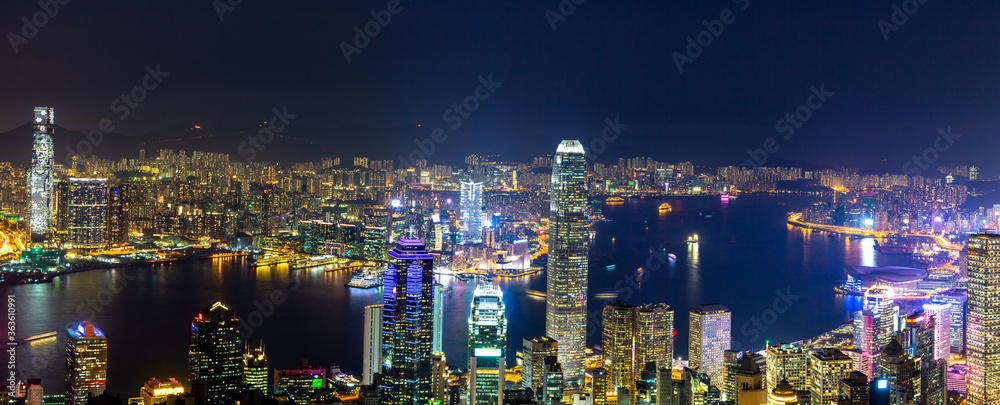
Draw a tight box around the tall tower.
[380,239,435,405]
[467,284,507,405]
[64,322,108,405]
[809,348,854,405]
[864,286,896,356]
[635,303,674,370]
[432,284,444,354]
[460,180,483,243]
[189,301,242,405]
[602,302,636,394]
[362,304,384,386]
[689,304,732,386]
[966,233,1000,405]
[521,337,558,394]
[546,140,588,383]
[243,345,269,394]
[29,106,55,241]
[921,302,952,362]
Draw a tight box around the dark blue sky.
[2,1,999,173]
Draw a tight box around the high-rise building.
[65,322,108,405]
[380,238,435,405]
[189,301,242,405]
[965,233,1000,405]
[765,344,810,394]
[106,186,128,245]
[602,301,636,395]
[25,379,44,405]
[467,284,507,405]
[274,364,325,405]
[689,304,732,386]
[460,180,483,243]
[430,353,448,404]
[140,378,185,405]
[809,348,854,405]
[243,345,269,394]
[878,339,918,405]
[732,354,765,405]
[767,379,797,405]
[521,337,558,394]
[921,302,952,362]
[28,106,55,241]
[837,371,869,405]
[864,287,896,356]
[546,140,588,384]
[635,303,674,371]
[363,304,384,387]
[66,178,109,247]
[433,284,444,354]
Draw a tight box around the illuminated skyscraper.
[243,345,269,394]
[689,304,732,386]
[65,322,108,405]
[966,233,1000,405]
[809,348,854,405]
[864,287,896,356]
[635,303,674,370]
[546,140,588,384]
[363,304,384,386]
[460,180,483,243]
[467,284,507,405]
[764,344,810,395]
[432,284,444,354]
[381,239,435,405]
[106,186,128,245]
[603,302,636,395]
[921,302,952,362]
[189,301,242,405]
[521,337,558,394]
[28,106,55,241]
[140,378,185,405]
[66,178,108,247]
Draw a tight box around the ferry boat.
[345,270,382,289]
[721,194,730,200]
[668,253,677,260]
[293,255,340,270]
[594,291,619,299]
[606,197,625,203]
[606,264,616,270]
[658,203,672,212]
[686,234,699,244]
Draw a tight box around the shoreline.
[1,251,249,286]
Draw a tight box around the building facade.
[380,239,435,405]
[65,322,108,405]
[966,233,1000,405]
[689,304,732,387]
[28,106,55,241]
[467,284,507,405]
[189,301,242,405]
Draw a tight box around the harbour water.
[14,194,913,395]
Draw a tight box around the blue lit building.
[65,322,107,405]
[380,239,435,405]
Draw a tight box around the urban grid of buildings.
[5,106,1000,405]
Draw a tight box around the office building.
[26,379,44,405]
[65,322,108,405]
[837,372,869,405]
[363,304,384,386]
[66,178,109,247]
[189,301,242,405]
[634,303,674,370]
[689,304,732,386]
[765,344,810,394]
[966,233,1000,405]
[864,287,896,356]
[546,140,589,384]
[809,348,853,405]
[243,345,269,394]
[274,365,325,405]
[921,302,951,362]
[468,284,507,405]
[522,337,558,394]
[139,378,184,405]
[430,353,448,404]
[380,238,435,405]
[106,186,127,245]
[602,301,636,396]
[878,339,917,405]
[29,106,55,241]
[460,180,483,243]
[433,284,444,353]
[767,379,797,405]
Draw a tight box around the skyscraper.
[363,304,384,387]
[602,301,636,394]
[432,284,444,354]
[966,233,1000,405]
[546,140,588,384]
[28,106,55,241]
[521,337,558,394]
[809,348,854,405]
[635,303,674,370]
[460,180,483,243]
[66,178,109,247]
[381,238,435,405]
[65,322,108,405]
[243,345,269,394]
[921,302,952,362]
[864,287,896,356]
[467,284,507,405]
[689,304,732,386]
[189,301,242,405]
[764,344,810,395]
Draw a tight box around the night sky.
[2,1,999,172]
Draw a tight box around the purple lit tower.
[380,238,435,405]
